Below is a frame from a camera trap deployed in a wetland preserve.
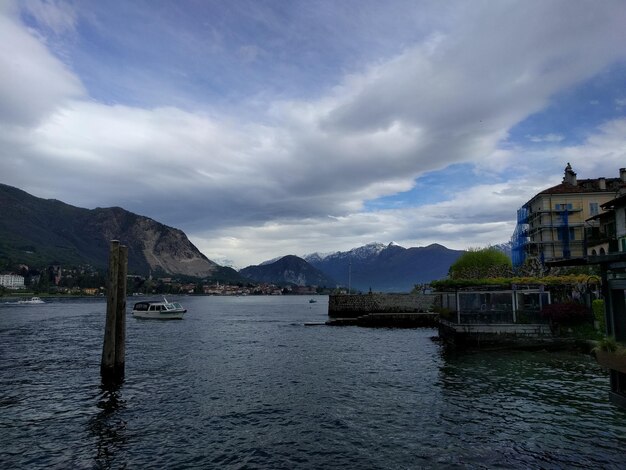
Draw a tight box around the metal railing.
[454,309,548,325]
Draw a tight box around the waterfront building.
[512,165,626,267]
[602,193,626,252]
[585,190,626,256]
[437,286,553,346]
[587,253,626,409]
[0,274,25,289]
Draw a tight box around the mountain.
[305,242,465,292]
[491,241,513,258]
[0,183,240,280]
[240,255,337,287]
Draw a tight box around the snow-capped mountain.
[305,242,464,292]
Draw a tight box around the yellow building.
[512,165,626,266]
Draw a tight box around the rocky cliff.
[0,183,233,279]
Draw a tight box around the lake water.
[1,295,624,469]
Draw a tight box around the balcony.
[585,226,619,253]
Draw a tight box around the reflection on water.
[89,383,127,467]
[1,296,625,469]
[437,347,626,468]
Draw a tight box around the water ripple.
[1,297,625,469]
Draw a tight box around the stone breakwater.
[327,294,438,327]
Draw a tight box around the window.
[555,203,573,210]
[590,202,599,216]
[557,227,576,241]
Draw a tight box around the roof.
[539,178,624,195]
[601,192,626,210]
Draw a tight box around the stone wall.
[437,319,555,348]
[328,293,436,318]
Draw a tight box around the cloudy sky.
[2,0,626,267]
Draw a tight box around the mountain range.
[1,183,469,291]
[239,255,336,287]
[304,242,464,292]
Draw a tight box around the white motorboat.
[132,297,186,319]
[17,296,45,304]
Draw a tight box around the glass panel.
[458,292,514,323]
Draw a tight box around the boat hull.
[131,298,186,320]
[132,310,185,320]
[17,297,45,304]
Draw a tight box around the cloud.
[526,133,565,143]
[558,118,626,177]
[22,0,77,35]
[0,4,84,126]
[1,1,626,267]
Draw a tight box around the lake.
[1,295,624,468]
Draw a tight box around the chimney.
[563,163,577,186]
[620,168,626,183]
[598,177,606,190]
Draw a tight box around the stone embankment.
[327,293,437,327]
[328,293,436,317]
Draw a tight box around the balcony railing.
[585,226,616,242]
[454,310,548,325]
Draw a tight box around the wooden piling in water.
[114,245,128,380]
[101,240,128,383]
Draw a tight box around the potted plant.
[593,336,626,373]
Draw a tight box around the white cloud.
[557,119,626,177]
[526,133,565,143]
[22,0,77,35]
[2,1,626,267]
[0,5,84,126]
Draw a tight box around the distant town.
[0,266,333,297]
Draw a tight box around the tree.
[449,247,513,280]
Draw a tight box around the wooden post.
[101,240,128,383]
[114,245,128,381]
[101,241,120,381]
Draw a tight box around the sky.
[1,0,626,268]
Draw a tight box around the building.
[587,249,626,409]
[512,165,626,267]
[436,286,554,347]
[600,193,626,253]
[555,189,626,409]
[0,274,25,289]
[585,190,626,256]
[535,179,626,409]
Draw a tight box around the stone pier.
[327,293,437,327]
[328,293,436,318]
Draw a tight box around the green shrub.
[592,299,606,333]
[448,247,513,280]
[594,336,620,353]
